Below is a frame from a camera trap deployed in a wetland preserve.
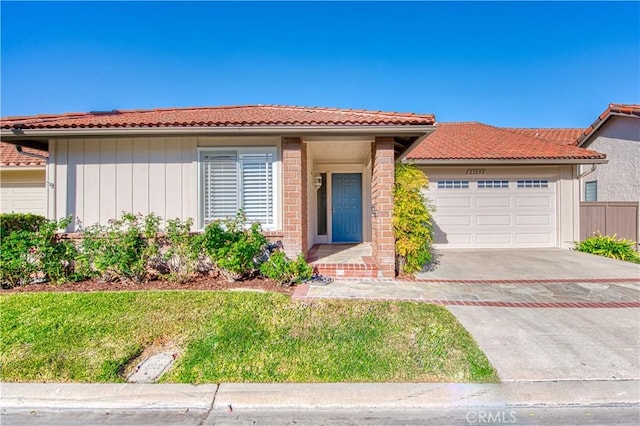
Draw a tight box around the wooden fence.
[580,202,639,247]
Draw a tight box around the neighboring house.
[0,105,437,277]
[0,142,48,216]
[405,122,606,249]
[575,104,640,203]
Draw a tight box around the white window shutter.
[202,152,239,224]
[240,153,274,225]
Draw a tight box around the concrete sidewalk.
[2,381,639,412]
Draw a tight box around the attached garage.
[405,122,608,250]
[0,143,48,216]
[424,169,558,248]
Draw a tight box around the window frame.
[585,180,598,202]
[477,180,509,189]
[437,180,470,189]
[517,179,549,189]
[197,146,280,230]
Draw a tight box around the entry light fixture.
[313,173,323,191]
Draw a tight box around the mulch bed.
[2,272,295,295]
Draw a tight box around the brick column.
[282,137,308,258]
[371,137,396,277]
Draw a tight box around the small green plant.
[0,217,79,288]
[575,233,640,264]
[393,162,435,275]
[0,229,37,288]
[0,213,46,236]
[160,218,199,283]
[260,251,313,286]
[31,217,81,284]
[198,213,268,281]
[76,213,161,282]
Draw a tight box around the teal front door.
[332,173,363,243]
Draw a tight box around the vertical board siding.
[149,138,167,221]
[116,138,133,215]
[132,138,150,216]
[57,136,196,230]
[165,138,183,220]
[55,140,68,221]
[83,140,101,227]
[100,139,117,223]
[67,139,84,225]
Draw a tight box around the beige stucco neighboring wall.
[579,115,640,202]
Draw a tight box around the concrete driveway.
[417,249,640,381]
[449,306,640,381]
[417,248,640,281]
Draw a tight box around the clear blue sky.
[1,1,638,127]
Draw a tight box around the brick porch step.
[311,256,380,279]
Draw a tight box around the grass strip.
[1,291,498,383]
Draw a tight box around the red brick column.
[371,137,396,277]
[282,137,308,257]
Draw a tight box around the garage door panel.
[476,215,511,226]
[476,197,510,208]
[516,215,551,226]
[515,196,551,208]
[442,233,473,245]
[516,233,553,244]
[438,215,472,226]
[437,197,471,208]
[477,233,512,244]
[426,173,557,248]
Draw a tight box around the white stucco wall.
[579,116,640,202]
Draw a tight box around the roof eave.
[577,111,639,147]
[405,158,608,165]
[0,124,435,139]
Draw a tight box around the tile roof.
[576,103,640,146]
[505,128,584,146]
[0,142,47,167]
[406,122,605,161]
[1,105,435,129]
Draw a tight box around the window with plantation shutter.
[200,148,277,228]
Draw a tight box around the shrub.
[160,218,199,283]
[0,213,46,236]
[393,162,435,275]
[260,251,313,286]
[76,213,161,282]
[0,229,37,288]
[31,217,81,284]
[198,213,268,281]
[575,233,640,264]
[0,216,78,287]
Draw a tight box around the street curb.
[213,381,640,411]
[2,381,638,412]
[0,383,218,411]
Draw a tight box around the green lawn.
[0,291,498,383]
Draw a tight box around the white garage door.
[0,182,47,216]
[426,176,557,248]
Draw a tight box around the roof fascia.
[577,111,639,147]
[406,158,608,165]
[0,125,434,139]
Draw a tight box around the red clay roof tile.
[505,128,584,146]
[1,105,435,129]
[0,142,47,167]
[406,122,605,161]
